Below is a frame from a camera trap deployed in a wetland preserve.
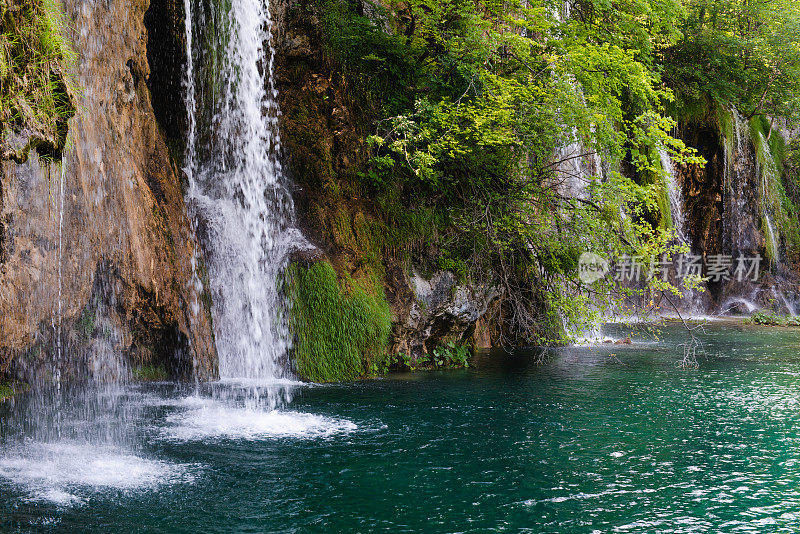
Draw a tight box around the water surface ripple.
[3,324,800,532]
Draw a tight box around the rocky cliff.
[274,0,503,377]
[0,0,216,383]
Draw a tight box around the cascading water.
[0,0,337,508]
[657,147,711,317]
[50,155,67,388]
[658,148,687,244]
[754,130,781,264]
[724,112,759,256]
[183,0,307,399]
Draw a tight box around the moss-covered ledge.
[284,257,393,382]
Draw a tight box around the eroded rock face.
[392,271,501,358]
[0,0,216,382]
[677,125,725,260]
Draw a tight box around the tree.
[665,0,800,120]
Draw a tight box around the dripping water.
[57,154,65,385]
[659,148,687,244]
[765,212,779,264]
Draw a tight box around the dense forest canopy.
[307,0,800,343]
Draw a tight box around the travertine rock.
[0,0,216,382]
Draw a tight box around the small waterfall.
[557,141,591,199]
[765,212,779,263]
[48,156,67,388]
[724,112,757,255]
[657,147,707,316]
[754,130,781,264]
[184,0,306,399]
[182,0,203,326]
[659,148,686,243]
[56,155,66,385]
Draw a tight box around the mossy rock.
[285,260,393,382]
[131,364,169,382]
[0,379,28,401]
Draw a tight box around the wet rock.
[0,0,217,382]
[391,270,502,358]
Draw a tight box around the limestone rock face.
[0,0,216,382]
[392,271,501,358]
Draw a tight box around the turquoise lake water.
[3,323,800,532]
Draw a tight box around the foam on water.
[0,442,198,506]
[161,397,357,441]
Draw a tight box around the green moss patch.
[747,310,800,327]
[0,379,28,401]
[286,261,393,382]
[0,381,12,401]
[131,364,169,382]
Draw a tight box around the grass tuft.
[0,0,77,159]
[131,364,169,382]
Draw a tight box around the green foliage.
[394,342,471,371]
[76,308,96,339]
[0,0,77,157]
[744,115,800,265]
[783,137,800,265]
[431,341,470,369]
[286,261,393,382]
[664,0,800,121]
[0,380,12,401]
[306,0,800,347]
[748,309,800,327]
[0,379,27,401]
[131,364,169,382]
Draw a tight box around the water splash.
[0,385,199,506]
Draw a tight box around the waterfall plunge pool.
[3,323,800,532]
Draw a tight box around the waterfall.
[659,148,687,243]
[182,0,203,327]
[183,0,305,395]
